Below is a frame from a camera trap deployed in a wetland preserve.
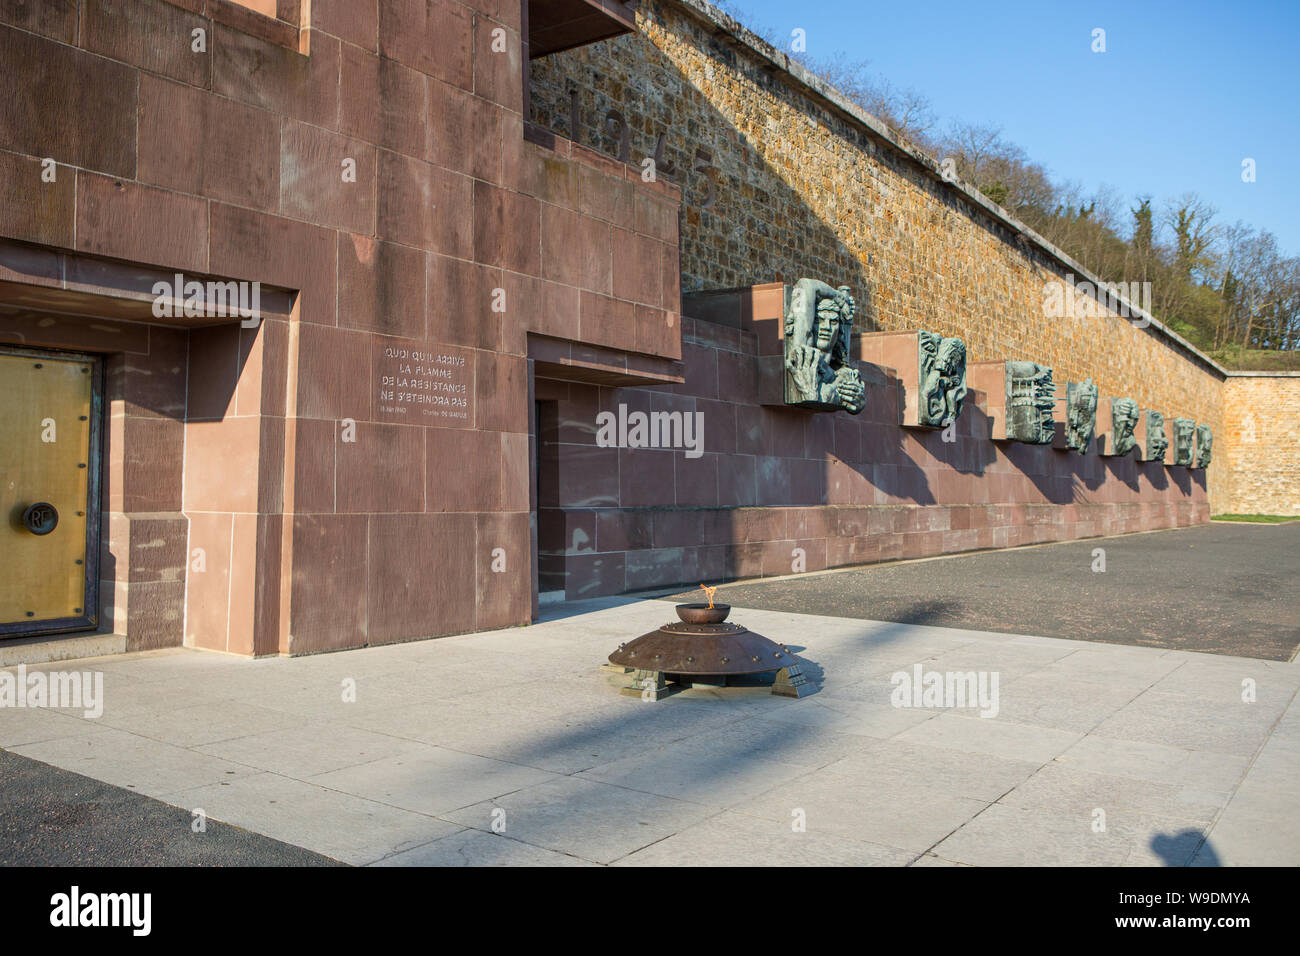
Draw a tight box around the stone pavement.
[670,522,1300,661]
[1,598,1297,866]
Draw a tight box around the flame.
[698,583,717,609]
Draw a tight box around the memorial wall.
[529,0,1227,500]
[0,0,1283,656]
[536,282,1210,599]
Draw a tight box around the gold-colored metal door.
[0,347,101,636]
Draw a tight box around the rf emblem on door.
[1,347,101,636]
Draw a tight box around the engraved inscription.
[375,346,472,424]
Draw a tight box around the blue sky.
[718,0,1300,256]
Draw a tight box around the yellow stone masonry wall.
[530,0,1227,505]
[1220,376,1300,515]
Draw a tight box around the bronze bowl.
[675,603,730,625]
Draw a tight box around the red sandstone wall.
[0,0,682,654]
[538,312,1208,598]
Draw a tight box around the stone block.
[82,0,210,88]
[1,25,137,177]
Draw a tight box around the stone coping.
[1222,370,1300,377]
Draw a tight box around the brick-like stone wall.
[1220,374,1300,515]
[530,0,1228,507]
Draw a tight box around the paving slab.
[442,776,718,864]
[194,722,433,779]
[307,746,561,817]
[895,712,1085,763]
[10,728,258,799]
[1193,695,1300,865]
[614,809,915,866]
[1092,690,1285,755]
[577,743,814,807]
[998,762,1229,823]
[1053,735,1251,792]
[731,767,989,852]
[984,673,1142,733]
[95,699,309,749]
[371,828,598,867]
[824,738,1041,802]
[0,705,110,749]
[165,771,456,866]
[932,802,1210,867]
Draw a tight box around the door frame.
[0,345,104,638]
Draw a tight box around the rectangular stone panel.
[366,513,476,643]
[311,0,378,50]
[379,0,472,89]
[0,24,138,178]
[370,339,475,428]
[289,514,368,653]
[339,234,427,339]
[336,422,425,514]
[209,202,338,326]
[0,151,75,248]
[0,0,79,42]
[82,0,211,88]
[967,361,1008,440]
[376,150,473,257]
[212,23,339,129]
[137,75,279,210]
[475,512,530,630]
[294,324,371,420]
[279,121,377,234]
[339,41,426,157]
[859,331,924,426]
[76,173,210,275]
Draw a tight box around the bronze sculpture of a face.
[1111,398,1139,456]
[783,278,866,414]
[1173,418,1195,466]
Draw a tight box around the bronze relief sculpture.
[1111,398,1139,456]
[1006,361,1056,444]
[783,279,866,414]
[1173,418,1196,466]
[917,331,968,427]
[1065,379,1099,453]
[1195,425,1213,468]
[1144,410,1169,461]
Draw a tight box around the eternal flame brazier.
[608,602,812,701]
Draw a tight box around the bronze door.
[0,346,102,637]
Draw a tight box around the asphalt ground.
[0,749,343,866]
[667,522,1300,661]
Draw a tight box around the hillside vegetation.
[714,1,1299,368]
